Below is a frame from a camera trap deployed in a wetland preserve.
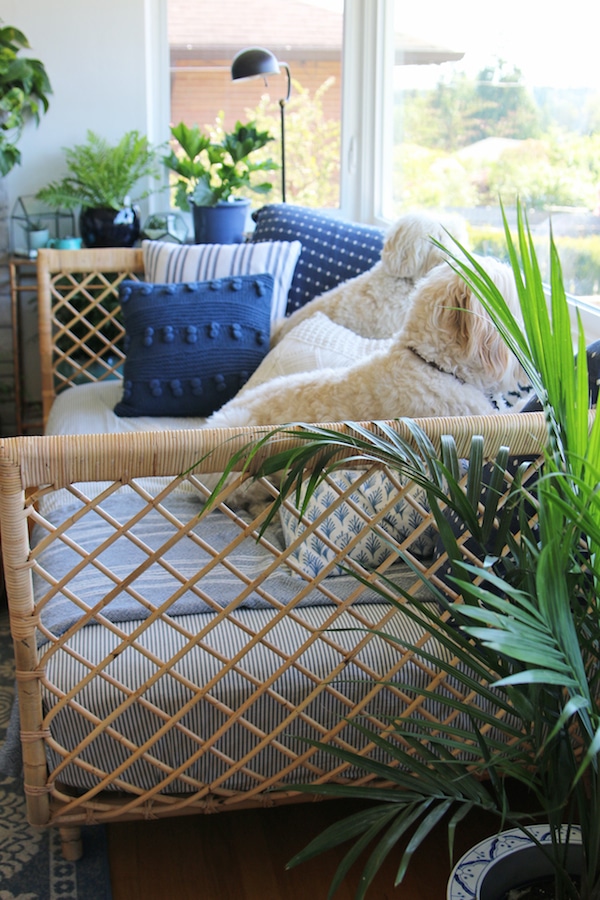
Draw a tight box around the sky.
[395,0,600,90]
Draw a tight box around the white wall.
[3,0,170,217]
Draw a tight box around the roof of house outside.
[168,0,464,65]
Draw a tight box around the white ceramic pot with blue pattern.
[447,825,582,899]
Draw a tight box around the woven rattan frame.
[0,414,549,857]
[0,249,554,861]
[36,247,143,428]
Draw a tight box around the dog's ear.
[439,268,514,384]
[423,259,523,390]
[434,269,474,349]
[381,216,446,279]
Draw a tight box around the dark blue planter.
[79,206,141,248]
[191,198,250,244]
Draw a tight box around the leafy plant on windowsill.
[163,118,278,210]
[0,21,51,175]
[207,203,600,899]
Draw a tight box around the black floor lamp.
[231,47,291,202]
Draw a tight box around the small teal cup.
[47,236,83,250]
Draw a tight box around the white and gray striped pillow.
[142,239,302,323]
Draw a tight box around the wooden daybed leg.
[59,825,83,861]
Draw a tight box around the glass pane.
[391,0,600,304]
[168,0,344,208]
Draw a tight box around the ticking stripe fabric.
[41,602,450,794]
[142,239,302,323]
[32,474,447,796]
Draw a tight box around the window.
[387,0,600,308]
[165,1,600,317]
[168,0,344,207]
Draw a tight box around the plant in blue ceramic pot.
[163,119,278,244]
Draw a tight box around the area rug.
[0,606,113,899]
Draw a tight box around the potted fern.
[163,119,278,244]
[36,130,160,247]
[209,204,600,899]
[0,21,51,176]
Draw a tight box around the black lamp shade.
[231,46,280,81]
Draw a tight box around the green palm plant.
[207,203,600,899]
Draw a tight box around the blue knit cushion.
[114,275,273,418]
[251,204,385,314]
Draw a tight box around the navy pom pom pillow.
[114,275,273,418]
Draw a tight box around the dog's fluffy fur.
[271,211,469,344]
[206,257,524,429]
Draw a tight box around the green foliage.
[470,61,542,142]
[555,236,600,295]
[36,130,160,211]
[163,118,278,209]
[392,143,477,209]
[390,133,600,217]
[0,21,51,176]
[484,135,600,209]
[395,61,600,217]
[399,61,542,154]
[248,77,341,207]
[206,205,600,898]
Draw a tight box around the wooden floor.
[107,796,500,899]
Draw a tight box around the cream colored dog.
[206,257,524,429]
[271,211,469,344]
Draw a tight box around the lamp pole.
[278,63,291,203]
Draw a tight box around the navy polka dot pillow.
[114,275,273,418]
[251,204,385,314]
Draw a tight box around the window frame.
[156,0,392,224]
[339,0,393,225]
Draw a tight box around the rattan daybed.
[0,246,546,861]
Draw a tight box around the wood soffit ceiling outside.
[168,0,464,66]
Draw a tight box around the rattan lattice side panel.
[36,248,144,428]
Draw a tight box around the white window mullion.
[144,0,171,212]
[340,0,394,224]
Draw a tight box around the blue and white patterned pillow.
[279,469,435,578]
[142,239,301,323]
[252,204,385,314]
